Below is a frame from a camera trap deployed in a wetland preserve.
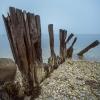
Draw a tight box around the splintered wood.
[3,7,78,86]
[3,7,42,95]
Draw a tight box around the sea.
[0,33,100,63]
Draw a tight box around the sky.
[0,0,100,35]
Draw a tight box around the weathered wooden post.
[67,37,77,58]
[59,29,67,61]
[48,24,57,69]
[77,40,100,56]
[3,7,42,96]
[35,15,42,62]
[48,24,56,57]
[65,33,74,44]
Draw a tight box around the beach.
[35,60,100,100]
[0,1,100,100]
[0,33,100,100]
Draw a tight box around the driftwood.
[67,37,77,58]
[3,7,42,96]
[59,29,67,60]
[77,40,100,56]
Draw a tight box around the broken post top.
[3,7,43,74]
[59,29,67,40]
[48,24,53,29]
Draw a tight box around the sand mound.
[36,60,100,100]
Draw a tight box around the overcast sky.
[0,0,100,35]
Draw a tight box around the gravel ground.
[35,60,100,100]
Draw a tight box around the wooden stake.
[67,37,77,58]
[77,40,100,56]
[3,7,43,95]
[48,24,56,57]
[59,29,67,60]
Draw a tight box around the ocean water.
[42,33,100,62]
[0,34,100,62]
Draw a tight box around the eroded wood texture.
[3,7,43,95]
[35,15,42,62]
[59,29,67,60]
[48,24,56,57]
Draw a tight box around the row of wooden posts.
[3,7,100,96]
[2,7,77,95]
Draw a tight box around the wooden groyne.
[2,7,100,99]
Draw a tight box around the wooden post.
[3,7,43,96]
[35,15,42,62]
[59,29,63,57]
[77,40,100,56]
[48,24,56,57]
[67,37,77,58]
[70,37,77,48]
[65,33,74,44]
[59,29,67,60]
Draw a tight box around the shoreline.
[43,55,100,63]
[0,58,100,100]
